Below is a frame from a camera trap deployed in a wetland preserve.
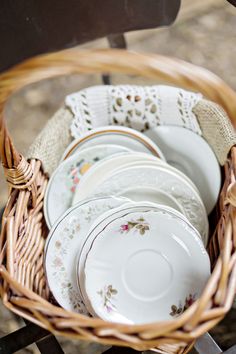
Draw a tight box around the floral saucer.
[44,144,130,227]
[77,202,157,310]
[90,164,209,245]
[84,208,210,324]
[77,201,199,311]
[44,196,129,313]
[61,126,165,160]
[72,152,163,204]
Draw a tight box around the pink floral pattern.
[68,161,89,193]
[170,293,197,317]
[120,217,149,235]
[52,257,63,268]
[68,156,101,193]
[97,285,118,313]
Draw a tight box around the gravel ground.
[0,1,236,353]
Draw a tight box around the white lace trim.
[66,85,202,139]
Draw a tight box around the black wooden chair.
[0,1,236,353]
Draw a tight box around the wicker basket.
[0,49,236,354]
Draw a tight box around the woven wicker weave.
[0,49,236,354]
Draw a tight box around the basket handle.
[1,48,236,170]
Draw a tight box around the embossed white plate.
[145,126,221,214]
[72,152,163,204]
[61,126,165,160]
[44,196,129,313]
[90,165,209,244]
[44,144,131,227]
[112,159,199,194]
[84,207,210,324]
[116,186,185,216]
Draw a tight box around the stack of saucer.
[44,125,221,324]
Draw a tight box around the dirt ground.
[0,0,236,353]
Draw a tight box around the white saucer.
[61,126,165,160]
[145,126,221,214]
[72,152,163,204]
[91,164,209,244]
[77,201,201,312]
[44,144,130,227]
[44,196,128,313]
[84,207,210,324]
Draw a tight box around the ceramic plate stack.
[44,126,164,227]
[44,124,221,324]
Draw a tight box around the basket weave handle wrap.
[1,48,236,170]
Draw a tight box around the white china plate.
[116,186,185,216]
[61,126,165,160]
[72,152,163,204]
[44,144,130,227]
[77,201,193,313]
[44,196,129,313]
[112,159,199,194]
[90,165,209,244]
[145,126,221,214]
[84,208,210,324]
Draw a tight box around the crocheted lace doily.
[65,85,202,139]
[27,85,236,176]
